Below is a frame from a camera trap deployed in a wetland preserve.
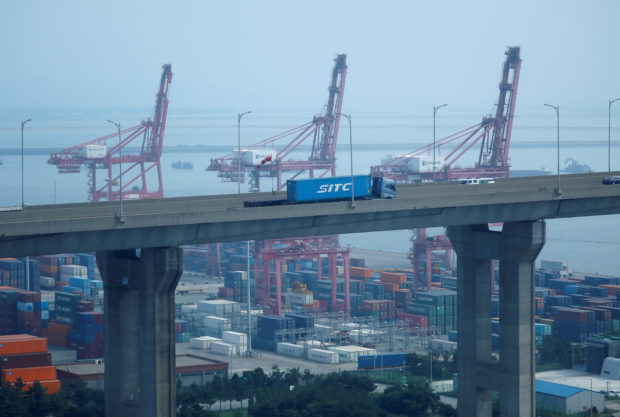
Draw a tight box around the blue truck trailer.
[244,175,395,207]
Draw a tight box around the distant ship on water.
[171,160,193,170]
[562,157,591,173]
[509,167,553,177]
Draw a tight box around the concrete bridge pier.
[447,221,545,417]
[96,247,183,417]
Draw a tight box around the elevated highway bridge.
[2,171,620,417]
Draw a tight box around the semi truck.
[243,175,396,207]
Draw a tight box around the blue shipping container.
[287,175,372,202]
[358,353,407,369]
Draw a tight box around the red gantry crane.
[48,64,173,202]
[370,47,521,291]
[370,46,521,182]
[207,54,347,192]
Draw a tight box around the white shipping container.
[39,276,56,289]
[203,316,231,337]
[407,155,443,173]
[429,339,457,353]
[78,144,107,159]
[308,348,339,364]
[211,341,236,356]
[190,336,221,350]
[329,345,377,362]
[59,265,88,283]
[296,340,329,348]
[540,260,568,271]
[285,292,313,305]
[241,149,277,166]
[277,342,305,358]
[203,315,231,328]
[222,331,248,346]
[197,299,241,315]
[181,304,198,314]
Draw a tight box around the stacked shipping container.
[0,335,60,394]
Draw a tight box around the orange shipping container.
[2,366,57,383]
[380,282,399,293]
[380,272,407,284]
[47,322,72,336]
[600,285,620,297]
[0,335,47,355]
[350,267,372,279]
[19,379,62,395]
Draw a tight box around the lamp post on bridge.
[21,118,31,209]
[544,104,561,194]
[609,98,620,172]
[433,104,447,181]
[107,120,123,221]
[237,111,252,194]
[20,118,31,291]
[336,113,354,208]
[237,110,252,356]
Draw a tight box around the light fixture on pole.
[20,118,31,291]
[337,113,354,208]
[237,110,252,355]
[21,118,31,209]
[433,104,447,181]
[107,120,124,221]
[237,111,252,194]
[609,98,620,172]
[544,104,561,194]
[246,240,252,357]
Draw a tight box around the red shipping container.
[77,301,94,312]
[555,308,590,323]
[0,352,52,370]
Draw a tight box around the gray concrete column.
[447,224,495,417]
[447,221,545,417]
[498,221,545,417]
[96,247,183,417]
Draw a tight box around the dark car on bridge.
[602,176,620,184]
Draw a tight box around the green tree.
[538,335,572,368]
[377,377,439,416]
[0,381,29,417]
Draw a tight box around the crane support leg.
[447,221,544,417]
[96,247,183,417]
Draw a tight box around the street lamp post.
[237,110,252,355]
[247,239,252,356]
[237,111,252,194]
[107,120,123,221]
[20,119,31,291]
[433,104,447,181]
[544,104,561,193]
[21,118,31,209]
[337,113,354,208]
[609,98,620,172]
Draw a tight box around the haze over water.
[1,108,619,276]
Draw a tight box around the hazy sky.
[2,1,620,113]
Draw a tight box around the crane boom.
[207,54,348,192]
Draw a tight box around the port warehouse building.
[56,354,228,390]
[535,380,604,415]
